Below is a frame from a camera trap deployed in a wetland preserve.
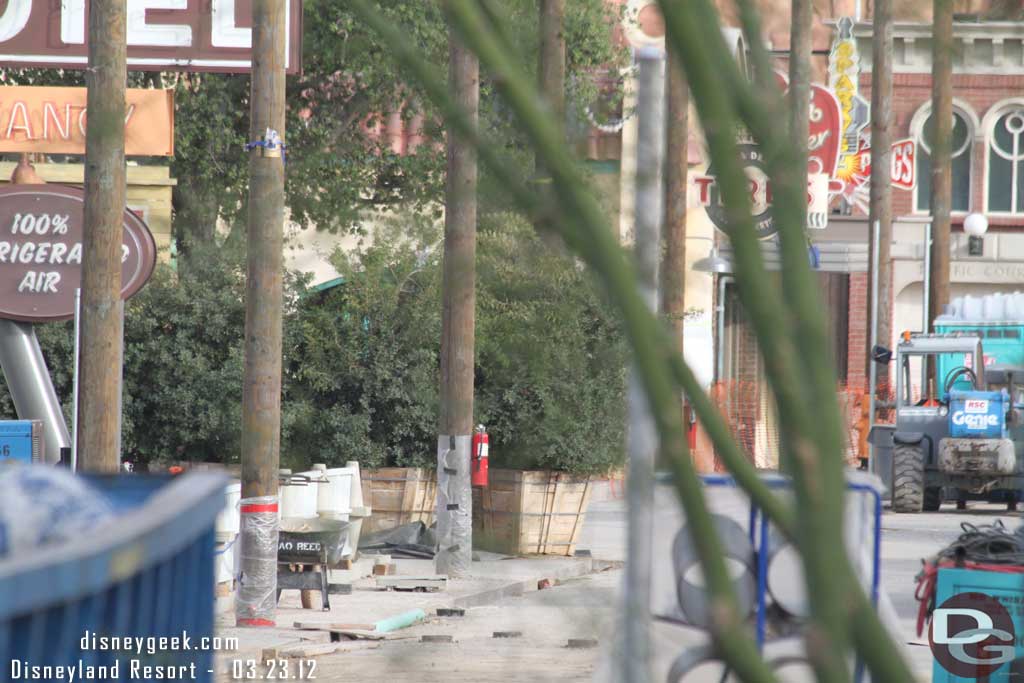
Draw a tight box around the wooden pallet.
[360,468,437,535]
[473,470,592,556]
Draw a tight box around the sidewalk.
[214,551,617,669]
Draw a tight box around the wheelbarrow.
[277,516,350,611]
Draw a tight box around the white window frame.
[909,98,980,216]
[982,97,1024,218]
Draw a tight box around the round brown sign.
[0,184,156,322]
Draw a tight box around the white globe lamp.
[964,212,989,237]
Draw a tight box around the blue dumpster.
[0,472,226,681]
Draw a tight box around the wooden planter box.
[359,467,437,535]
[473,469,593,556]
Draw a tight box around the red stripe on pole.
[241,503,278,513]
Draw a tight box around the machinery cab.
[893,332,986,441]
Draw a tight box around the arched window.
[986,103,1024,215]
[914,109,973,213]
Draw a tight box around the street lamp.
[692,244,732,274]
[964,212,989,257]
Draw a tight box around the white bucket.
[313,466,354,519]
[215,542,235,584]
[347,460,365,509]
[216,481,242,539]
[280,474,319,519]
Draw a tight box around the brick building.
[609,4,1024,466]
[853,18,1024,388]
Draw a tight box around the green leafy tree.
[474,213,626,473]
[0,215,625,473]
[284,212,627,473]
[0,1,623,265]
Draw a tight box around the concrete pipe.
[671,514,756,629]
[766,541,809,618]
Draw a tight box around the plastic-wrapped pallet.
[938,291,1024,322]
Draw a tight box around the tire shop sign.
[0,185,156,323]
[694,17,915,240]
[0,0,302,72]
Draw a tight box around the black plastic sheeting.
[358,521,438,559]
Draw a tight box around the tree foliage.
[0,215,625,474]
[0,0,622,259]
[287,212,627,473]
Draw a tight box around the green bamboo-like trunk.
[350,0,916,679]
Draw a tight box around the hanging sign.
[0,185,156,322]
[693,151,832,239]
[694,16,915,238]
[0,87,174,156]
[0,0,302,73]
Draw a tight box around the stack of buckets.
[214,461,372,587]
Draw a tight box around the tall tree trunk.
[238,0,287,626]
[78,0,127,473]
[662,49,688,443]
[172,183,220,264]
[436,28,479,579]
[535,0,565,242]
[929,0,953,332]
[538,0,565,123]
[868,0,894,392]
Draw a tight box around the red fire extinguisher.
[471,424,489,487]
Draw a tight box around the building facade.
[609,2,1024,466]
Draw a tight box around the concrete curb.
[452,558,621,609]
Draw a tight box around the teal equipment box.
[934,567,1024,682]
[934,323,1024,387]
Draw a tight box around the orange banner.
[0,86,174,157]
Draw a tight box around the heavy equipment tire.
[923,487,942,512]
[892,443,925,513]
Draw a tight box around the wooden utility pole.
[662,49,688,433]
[929,0,954,329]
[78,0,127,473]
[237,0,286,626]
[436,28,479,578]
[535,0,565,242]
[789,0,812,180]
[868,0,893,381]
[538,0,566,124]
[241,0,286,508]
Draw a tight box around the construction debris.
[567,639,598,649]
[375,575,447,592]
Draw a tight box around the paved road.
[580,481,1024,680]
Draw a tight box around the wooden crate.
[473,469,593,556]
[360,468,437,535]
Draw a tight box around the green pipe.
[374,609,426,633]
